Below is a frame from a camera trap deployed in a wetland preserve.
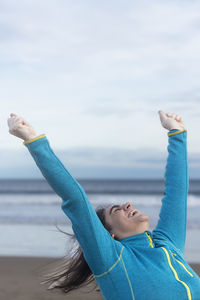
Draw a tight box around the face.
[104,202,150,240]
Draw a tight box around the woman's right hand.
[7,113,37,141]
[158,110,185,131]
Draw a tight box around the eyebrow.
[109,205,120,215]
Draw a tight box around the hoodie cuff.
[23,134,46,145]
[168,129,187,137]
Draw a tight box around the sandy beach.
[0,257,103,300]
[0,256,199,300]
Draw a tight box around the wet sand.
[0,257,103,300]
[0,256,199,300]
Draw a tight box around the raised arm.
[152,111,188,256]
[7,113,122,276]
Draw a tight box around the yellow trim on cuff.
[23,134,46,145]
[168,129,187,137]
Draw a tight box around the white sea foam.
[188,195,200,207]
[0,193,200,207]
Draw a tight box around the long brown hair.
[41,205,116,294]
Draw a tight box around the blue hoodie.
[24,129,200,300]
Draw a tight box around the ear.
[111,233,115,239]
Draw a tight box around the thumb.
[158,110,167,121]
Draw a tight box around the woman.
[7,111,200,300]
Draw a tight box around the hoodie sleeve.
[24,135,122,275]
[152,129,189,256]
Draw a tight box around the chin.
[141,215,150,228]
[140,213,149,221]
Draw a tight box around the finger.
[10,113,17,118]
[15,119,26,128]
[166,113,173,117]
[176,115,181,121]
[11,118,21,127]
[7,117,22,130]
[7,116,16,126]
[9,115,21,125]
[10,114,23,124]
[170,113,176,119]
[14,116,25,123]
[15,117,29,127]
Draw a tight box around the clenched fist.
[158,111,185,131]
[7,113,37,141]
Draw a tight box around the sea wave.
[0,193,199,207]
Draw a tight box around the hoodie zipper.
[145,232,154,248]
[170,251,194,277]
[161,247,192,300]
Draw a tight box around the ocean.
[0,179,200,260]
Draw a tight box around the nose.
[123,202,133,210]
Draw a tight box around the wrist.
[169,128,185,131]
[23,134,37,142]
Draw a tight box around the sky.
[1,0,200,179]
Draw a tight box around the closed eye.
[109,205,121,215]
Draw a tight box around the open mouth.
[128,210,139,218]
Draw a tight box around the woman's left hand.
[158,110,185,131]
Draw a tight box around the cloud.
[0,0,200,179]
[0,146,199,179]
